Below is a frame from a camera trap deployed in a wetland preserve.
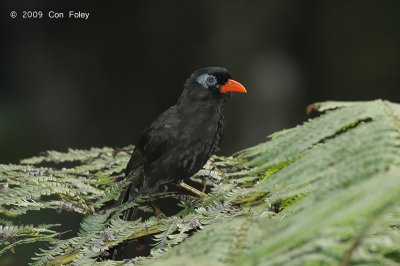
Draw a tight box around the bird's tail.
[117,178,141,221]
[111,167,145,259]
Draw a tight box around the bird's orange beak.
[220,79,247,94]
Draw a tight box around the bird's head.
[178,67,247,105]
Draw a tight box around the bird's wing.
[137,106,181,163]
[124,106,180,178]
[124,148,147,176]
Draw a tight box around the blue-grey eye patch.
[197,74,217,88]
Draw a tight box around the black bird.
[112,67,246,258]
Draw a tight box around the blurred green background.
[1,0,399,162]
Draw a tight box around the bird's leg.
[201,178,208,193]
[178,182,207,198]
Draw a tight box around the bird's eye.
[197,74,217,88]
[206,76,217,86]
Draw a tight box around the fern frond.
[0,224,59,256]
[1,100,400,265]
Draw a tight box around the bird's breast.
[145,101,225,183]
[177,111,224,177]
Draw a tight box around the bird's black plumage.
[112,67,246,259]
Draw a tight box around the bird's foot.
[151,203,167,219]
[178,182,207,198]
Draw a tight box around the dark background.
[1,1,400,163]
